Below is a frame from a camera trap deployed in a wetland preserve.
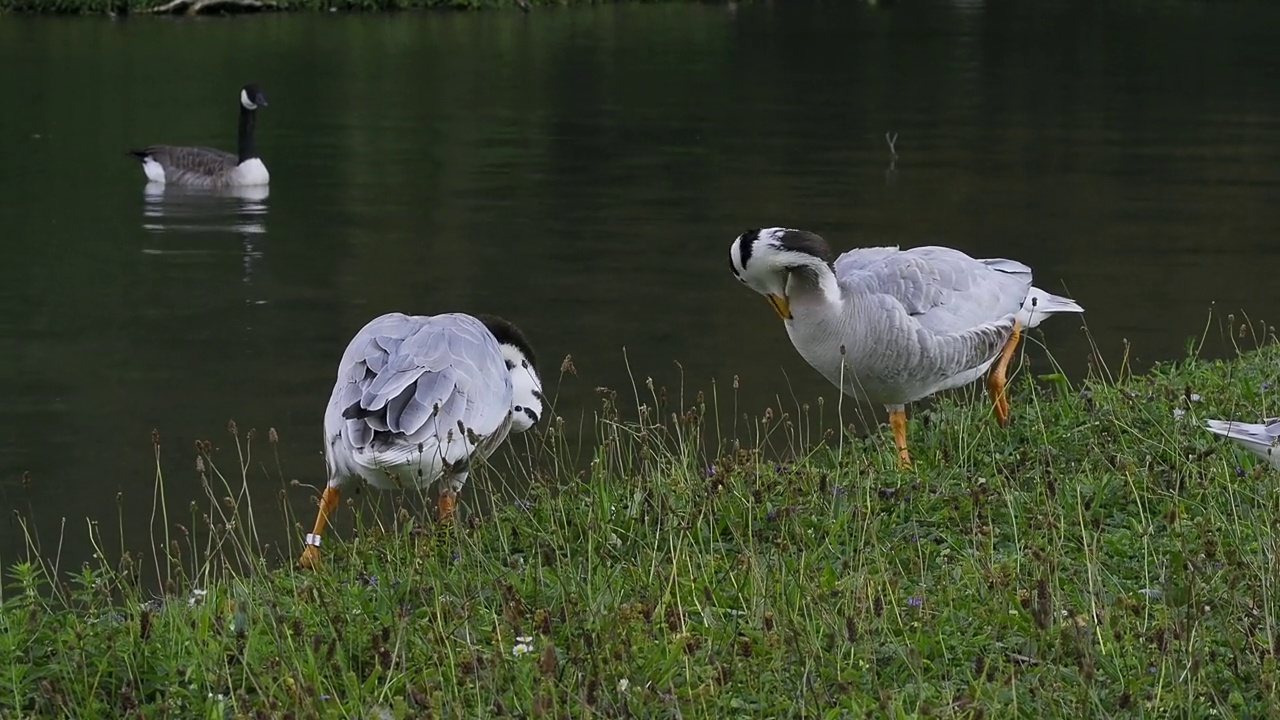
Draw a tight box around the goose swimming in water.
[128,83,269,189]
[729,227,1084,468]
[299,311,545,569]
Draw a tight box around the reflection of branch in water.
[885,131,899,186]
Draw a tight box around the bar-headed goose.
[128,83,269,189]
[1204,417,1280,470]
[729,227,1084,469]
[298,312,545,569]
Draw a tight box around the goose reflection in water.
[142,181,269,233]
[140,182,271,307]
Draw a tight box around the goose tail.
[127,149,167,183]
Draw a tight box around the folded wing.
[324,312,514,478]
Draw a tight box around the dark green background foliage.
[0,0,700,15]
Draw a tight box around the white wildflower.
[512,636,534,656]
[617,678,630,692]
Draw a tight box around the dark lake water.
[2,0,1279,567]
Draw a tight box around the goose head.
[729,227,836,320]
[239,83,268,111]
[477,314,545,433]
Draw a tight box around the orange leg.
[437,488,457,524]
[889,406,912,470]
[986,319,1023,428]
[298,485,340,569]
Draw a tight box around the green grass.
[3,313,1279,718]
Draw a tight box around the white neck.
[499,344,543,432]
[785,259,842,310]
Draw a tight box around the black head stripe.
[737,228,760,270]
[773,229,836,265]
[475,313,538,371]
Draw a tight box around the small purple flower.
[451,551,461,562]
[1262,382,1273,392]
[830,485,846,497]
[1236,466,1246,478]
[514,498,534,511]
[774,463,783,474]
[907,596,923,608]
[704,465,716,478]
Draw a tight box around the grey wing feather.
[1204,417,1280,469]
[1250,418,1280,441]
[329,313,512,456]
[389,369,453,433]
[143,145,239,180]
[832,246,901,275]
[836,245,1032,336]
[979,257,1033,276]
[1206,417,1280,441]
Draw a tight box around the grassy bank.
[3,317,1279,718]
[0,0,701,17]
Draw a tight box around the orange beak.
[767,293,792,320]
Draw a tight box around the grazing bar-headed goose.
[729,227,1084,468]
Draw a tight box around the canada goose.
[298,312,545,569]
[128,83,269,189]
[729,227,1084,468]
